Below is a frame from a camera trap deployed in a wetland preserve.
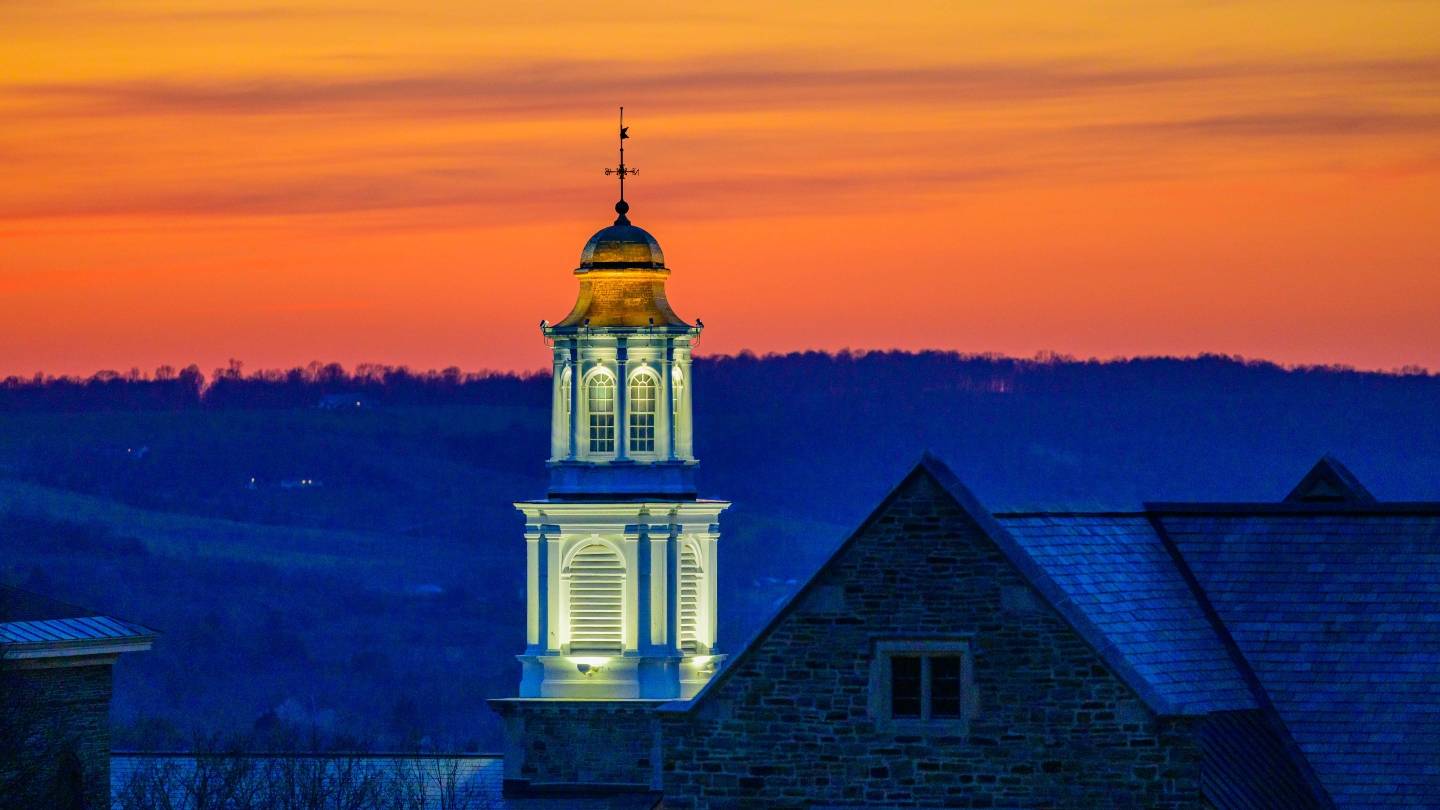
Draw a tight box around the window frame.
[868,638,974,732]
[585,371,616,455]
[627,370,659,455]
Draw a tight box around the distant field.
[3,352,1436,751]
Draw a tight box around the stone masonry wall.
[492,699,661,790]
[0,663,115,810]
[659,473,1204,809]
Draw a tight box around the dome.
[577,202,666,272]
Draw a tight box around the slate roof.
[995,514,1256,715]
[110,753,659,809]
[675,452,1435,808]
[1157,509,1440,809]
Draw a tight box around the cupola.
[553,200,689,329]
[577,201,666,272]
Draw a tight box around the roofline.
[2,635,155,660]
[660,460,937,714]
[994,510,1148,519]
[664,452,1183,717]
[1145,502,1440,515]
[1147,515,1337,809]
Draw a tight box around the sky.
[3,1,1439,377]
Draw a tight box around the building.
[484,130,1439,808]
[2,585,154,810]
[490,118,727,800]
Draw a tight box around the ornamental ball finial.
[614,199,631,225]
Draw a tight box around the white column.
[622,529,640,651]
[666,524,681,654]
[616,340,629,461]
[705,531,719,652]
[525,526,542,649]
[567,343,581,460]
[548,537,564,652]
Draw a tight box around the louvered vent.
[679,543,702,653]
[566,544,625,653]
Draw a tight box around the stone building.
[490,122,1440,807]
[1,585,154,810]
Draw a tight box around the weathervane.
[603,107,637,209]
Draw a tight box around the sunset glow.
[4,0,1439,375]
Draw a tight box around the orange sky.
[4,1,1439,376]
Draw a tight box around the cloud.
[1110,111,1440,138]
[8,54,1437,121]
[4,52,1437,222]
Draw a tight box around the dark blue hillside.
[1,351,1436,752]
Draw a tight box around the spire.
[603,107,638,224]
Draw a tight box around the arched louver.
[679,542,703,653]
[566,544,625,653]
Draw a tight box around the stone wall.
[491,699,662,792]
[0,662,115,810]
[658,473,1205,809]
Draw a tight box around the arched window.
[587,374,615,453]
[679,542,703,653]
[565,543,625,653]
[559,367,572,416]
[672,368,684,416]
[629,373,657,453]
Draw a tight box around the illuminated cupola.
[513,111,728,700]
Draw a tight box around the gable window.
[870,640,972,727]
[629,373,657,453]
[587,374,615,454]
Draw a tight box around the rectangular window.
[930,656,963,719]
[871,641,971,727]
[630,413,655,452]
[890,656,922,718]
[589,413,614,453]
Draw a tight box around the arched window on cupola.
[587,374,615,454]
[672,367,684,416]
[559,367,572,417]
[679,541,703,653]
[565,543,625,653]
[629,372,658,454]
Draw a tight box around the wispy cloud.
[8,54,1437,120]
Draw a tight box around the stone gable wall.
[659,474,1204,809]
[1,663,114,810]
[492,699,660,790]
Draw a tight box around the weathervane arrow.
[604,106,637,204]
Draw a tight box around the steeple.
[511,114,728,701]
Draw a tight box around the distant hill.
[2,351,1436,751]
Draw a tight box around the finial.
[603,106,637,222]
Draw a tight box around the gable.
[1284,455,1376,504]
[674,459,1170,718]
[658,461,1209,807]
